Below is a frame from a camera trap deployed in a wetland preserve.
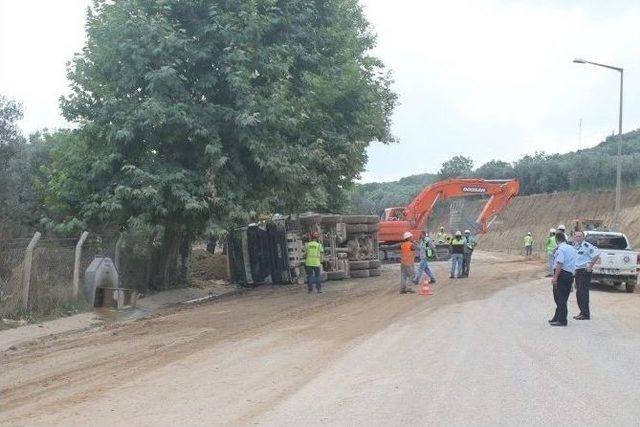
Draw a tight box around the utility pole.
[573,58,624,228]
[578,118,582,150]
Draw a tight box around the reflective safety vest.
[524,235,533,247]
[465,236,476,252]
[305,241,324,267]
[451,237,465,254]
[546,236,557,254]
[436,232,447,242]
[425,237,434,258]
[401,241,414,266]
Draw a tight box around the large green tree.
[50,0,396,288]
[438,155,473,179]
[0,96,49,237]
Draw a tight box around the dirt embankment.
[479,186,640,253]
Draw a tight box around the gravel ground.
[2,252,639,426]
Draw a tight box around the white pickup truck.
[585,231,638,293]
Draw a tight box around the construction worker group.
[305,223,600,316]
[396,226,477,294]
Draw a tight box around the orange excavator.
[379,178,520,246]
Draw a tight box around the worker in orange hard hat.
[399,231,416,294]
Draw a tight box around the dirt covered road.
[2,252,640,426]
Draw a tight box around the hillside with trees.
[347,129,640,215]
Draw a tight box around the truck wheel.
[368,259,381,269]
[350,269,370,279]
[327,270,347,280]
[362,215,380,224]
[343,215,369,224]
[625,283,636,293]
[346,224,368,234]
[320,214,342,224]
[366,223,380,232]
[349,260,370,271]
[368,268,381,277]
[299,214,321,225]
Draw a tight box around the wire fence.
[0,232,152,320]
[0,242,28,318]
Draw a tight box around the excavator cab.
[383,207,407,221]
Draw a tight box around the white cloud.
[360,0,640,182]
[0,0,91,132]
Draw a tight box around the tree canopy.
[42,0,396,287]
[438,155,473,179]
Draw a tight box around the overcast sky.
[1,1,639,183]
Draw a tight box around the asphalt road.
[2,252,639,426]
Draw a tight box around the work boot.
[549,321,567,327]
[429,279,436,284]
[573,314,589,320]
[405,288,416,293]
[449,275,454,279]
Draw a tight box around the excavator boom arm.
[379,178,519,244]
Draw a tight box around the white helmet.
[455,230,462,236]
[550,228,556,234]
[527,232,531,235]
[464,229,471,234]
[403,231,413,240]
[557,224,566,231]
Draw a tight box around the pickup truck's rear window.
[585,234,629,250]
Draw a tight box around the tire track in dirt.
[1,252,546,425]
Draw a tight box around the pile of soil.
[478,186,640,253]
[190,248,229,282]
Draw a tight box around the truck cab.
[586,230,638,293]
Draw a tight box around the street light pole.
[573,58,624,228]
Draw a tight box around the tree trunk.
[179,237,190,284]
[149,229,181,290]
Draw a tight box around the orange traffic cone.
[419,279,433,296]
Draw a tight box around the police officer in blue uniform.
[572,230,600,320]
[549,231,576,326]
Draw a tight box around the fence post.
[22,232,42,311]
[73,231,90,300]
[114,233,124,273]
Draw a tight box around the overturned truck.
[228,214,381,286]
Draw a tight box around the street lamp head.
[573,58,587,64]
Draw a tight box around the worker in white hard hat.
[450,231,465,279]
[545,228,558,276]
[461,229,476,278]
[523,232,534,258]
[399,231,416,294]
[557,224,566,233]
